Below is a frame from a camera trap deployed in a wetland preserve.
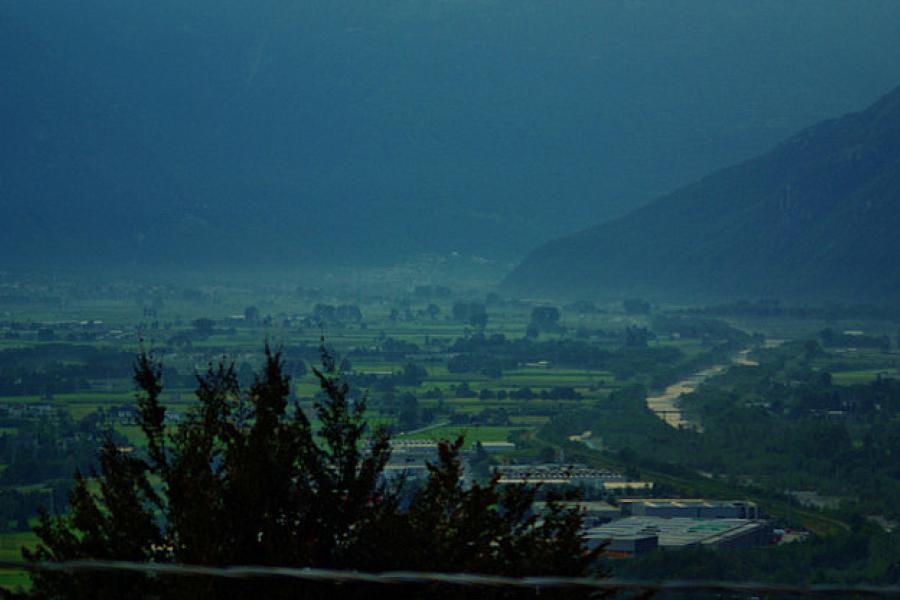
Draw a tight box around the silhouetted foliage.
[16,343,601,599]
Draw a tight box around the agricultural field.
[2,276,900,587]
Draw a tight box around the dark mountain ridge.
[503,85,900,302]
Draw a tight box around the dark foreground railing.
[1,560,899,598]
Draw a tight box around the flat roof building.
[602,481,655,493]
[389,440,515,456]
[619,499,759,520]
[382,463,430,485]
[602,535,659,558]
[586,517,770,555]
[495,464,626,491]
[478,441,516,454]
[390,440,440,455]
[532,501,620,527]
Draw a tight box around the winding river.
[646,348,761,431]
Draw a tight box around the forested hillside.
[505,84,900,302]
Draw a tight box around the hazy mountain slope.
[4,1,900,273]
[503,86,900,301]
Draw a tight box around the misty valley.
[1,275,900,596]
[4,1,900,598]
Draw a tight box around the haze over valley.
[5,3,900,597]
[4,0,900,287]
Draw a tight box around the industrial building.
[478,441,516,454]
[531,501,620,527]
[601,535,659,558]
[382,463,430,483]
[389,440,441,458]
[495,464,654,493]
[380,441,437,485]
[382,439,513,486]
[389,439,515,457]
[619,499,759,519]
[602,481,655,494]
[495,464,626,492]
[586,517,771,556]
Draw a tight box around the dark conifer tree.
[16,343,601,599]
